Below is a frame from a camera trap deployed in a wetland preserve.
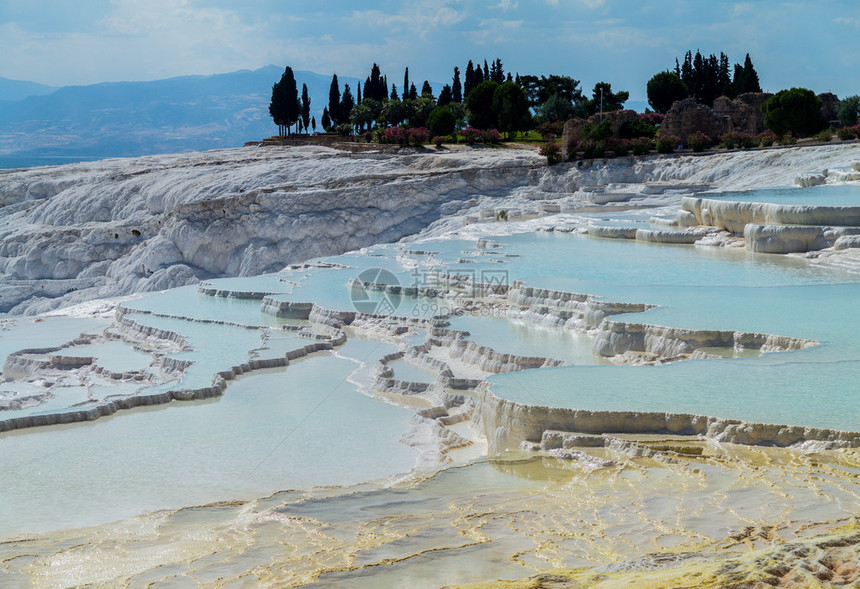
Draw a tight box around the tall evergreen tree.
[368,63,385,102]
[737,53,762,94]
[301,83,311,134]
[356,82,362,104]
[452,67,462,103]
[421,80,433,99]
[483,60,490,81]
[340,84,355,126]
[474,63,484,85]
[328,74,341,125]
[408,83,418,100]
[311,116,316,133]
[279,66,299,134]
[403,68,410,101]
[718,53,731,97]
[321,108,331,130]
[390,84,398,101]
[438,84,453,107]
[674,57,681,77]
[491,58,504,83]
[464,61,476,97]
[268,71,287,136]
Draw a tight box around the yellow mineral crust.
[1,442,857,587]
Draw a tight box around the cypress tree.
[421,80,433,99]
[321,108,331,130]
[269,74,286,136]
[403,68,410,101]
[483,60,490,81]
[452,66,462,102]
[408,83,418,100]
[464,61,475,97]
[369,63,384,101]
[474,64,484,85]
[328,74,341,125]
[356,82,362,104]
[301,83,311,134]
[740,54,761,93]
[340,84,355,126]
[390,84,398,101]
[311,116,316,133]
[718,53,731,98]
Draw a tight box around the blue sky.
[1,0,858,101]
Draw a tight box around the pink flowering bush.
[686,131,711,152]
[758,130,778,146]
[482,129,502,144]
[433,135,445,147]
[720,132,758,149]
[639,112,665,126]
[461,126,482,144]
[655,135,680,153]
[539,142,562,165]
[408,127,430,146]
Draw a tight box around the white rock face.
[0,146,541,314]
[1,142,856,315]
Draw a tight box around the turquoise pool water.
[705,183,860,206]
[0,339,415,538]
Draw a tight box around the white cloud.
[495,0,519,10]
[834,16,860,27]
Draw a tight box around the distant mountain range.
[0,67,642,168]
[0,66,362,167]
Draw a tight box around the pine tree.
[328,74,341,125]
[403,68,410,101]
[452,67,462,103]
[464,61,476,97]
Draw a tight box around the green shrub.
[580,140,604,158]
[610,139,630,157]
[655,135,679,153]
[619,118,658,139]
[630,137,653,155]
[762,88,827,137]
[779,134,797,145]
[837,126,858,140]
[837,95,860,127]
[816,129,833,142]
[582,120,613,142]
[427,106,456,138]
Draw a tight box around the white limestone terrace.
[0,142,857,316]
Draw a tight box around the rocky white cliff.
[0,142,856,315]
